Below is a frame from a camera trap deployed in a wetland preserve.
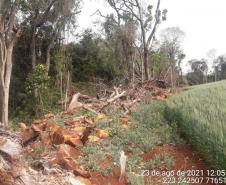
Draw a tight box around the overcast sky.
[76,0,226,72]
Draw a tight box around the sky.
[76,0,226,72]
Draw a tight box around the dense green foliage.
[25,64,50,94]
[68,30,124,83]
[186,71,204,85]
[165,81,226,169]
[10,27,70,121]
[186,56,226,85]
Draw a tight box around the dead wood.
[67,93,82,112]
[81,127,94,145]
[58,80,170,116]
[99,90,126,112]
[82,105,98,114]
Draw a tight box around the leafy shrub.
[25,64,50,94]
[24,64,60,118]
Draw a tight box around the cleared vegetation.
[165,80,226,169]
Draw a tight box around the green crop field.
[165,80,226,169]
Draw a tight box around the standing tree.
[160,27,185,88]
[0,0,26,127]
[26,0,80,71]
[214,55,226,80]
[102,13,137,83]
[207,49,217,81]
[24,0,80,117]
[28,0,58,69]
[0,0,81,127]
[106,0,167,80]
[44,0,81,74]
[188,58,208,84]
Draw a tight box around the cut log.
[67,93,82,112]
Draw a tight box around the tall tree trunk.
[46,45,51,74]
[143,48,149,81]
[125,57,132,82]
[170,59,176,89]
[1,87,9,127]
[170,65,173,88]
[214,67,217,81]
[141,57,144,83]
[180,68,183,82]
[121,41,132,82]
[0,46,13,128]
[65,71,70,111]
[0,88,2,126]
[31,31,36,69]
[31,29,39,115]
[46,35,55,74]
[0,84,2,122]
[0,4,23,128]
[132,57,135,87]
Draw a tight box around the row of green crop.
[165,81,226,169]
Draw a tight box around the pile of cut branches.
[63,79,172,115]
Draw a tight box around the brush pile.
[64,79,172,115]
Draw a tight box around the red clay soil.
[89,144,219,185]
[90,157,126,185]
[97,154,113,169]
[90,168,126,185]
[142,144,218,185]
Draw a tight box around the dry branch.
[82,105,98,114]
[99,90,126,112]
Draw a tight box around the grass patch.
[78,144,105,172]
[127,173,153,185]
[165,80,226,169]
[144,153,173,170]
[81,101,181,173]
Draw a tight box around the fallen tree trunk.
[99,90,126,112]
